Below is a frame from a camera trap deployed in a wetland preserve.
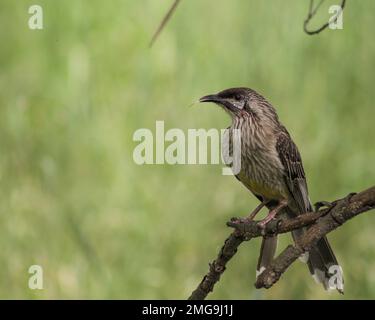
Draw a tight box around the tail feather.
[255,203,343,293]
[256,235,278,278]
[292,229,344,294]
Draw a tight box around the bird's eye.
[234,94,241,101]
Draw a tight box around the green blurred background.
[0,0,374,299]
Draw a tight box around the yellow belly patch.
[238,174,285,200]
[249,181,282,199]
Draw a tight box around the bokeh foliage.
[0,0,374,299]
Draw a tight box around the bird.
[199,87,343,293]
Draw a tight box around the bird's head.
[199,87,278,123]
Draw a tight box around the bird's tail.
[256,235,278,279]
[256,227,344,294]
[292,228,344,294]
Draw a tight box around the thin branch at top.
[149,0,349,46]
[149,0,181,47]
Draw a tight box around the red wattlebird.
[200,87,343,293]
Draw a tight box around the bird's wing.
[276,129,312,213]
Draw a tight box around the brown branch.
[304,0,347,35]
[256,186,375,289]
[188,186,375,300]
[188,232,244,300]
[149,0,181,47]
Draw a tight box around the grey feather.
[256,235,278,279]
[276,127,343,293]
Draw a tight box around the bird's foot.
[230,217,249,225]
[247,201,266,221]
[314,201,333,212]
[232,201,267,225]
[257,210,278,228]
[314,192,357,212]
[257,199,288,228]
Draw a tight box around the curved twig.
[304,0,347,35]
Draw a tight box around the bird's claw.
[314,192,357,212]
[232,217,248,224]
[314,201,333,212]
[257,217,276,229]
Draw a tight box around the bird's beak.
[199,94,220,104]
[199,93,234,112]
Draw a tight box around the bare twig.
[149,0,181,47]
[189,186,375,300]
[304,0,347,35]
[149,0,349,45]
